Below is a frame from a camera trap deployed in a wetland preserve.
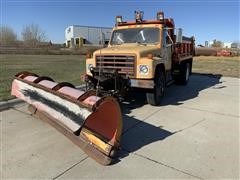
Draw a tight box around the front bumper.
[130,79,154,89]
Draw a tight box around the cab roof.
[116,19,174,28]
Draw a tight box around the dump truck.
[11,11,195,165]
[85,11,195,105]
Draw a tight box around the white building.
[208,41,214,47]
[223,42,232,48]
[207,40,235,48]
[231,42,240,48]
[65,25,112,47]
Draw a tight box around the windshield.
[110,28,160,45]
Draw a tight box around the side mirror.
[176,28,183,43]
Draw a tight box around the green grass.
[0,54,239,101]
[0,54,86,101]
[193,56,240,78]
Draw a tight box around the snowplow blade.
[11,71,122,165]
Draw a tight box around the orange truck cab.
[85,11,195,105]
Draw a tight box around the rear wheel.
[146,69,165,106]
[174,62,191,85]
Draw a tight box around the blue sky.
[1,0,239,45]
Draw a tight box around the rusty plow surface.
[11,71,122,165]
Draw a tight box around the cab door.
[162,29,172,71]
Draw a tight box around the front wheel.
[146,70,165,106]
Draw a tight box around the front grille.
[96,55,135,77]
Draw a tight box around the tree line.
[0,23,47,47]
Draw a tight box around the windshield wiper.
[114,42,124,45]
[136,41,147,46]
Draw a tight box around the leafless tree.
[212,39,223,48]
[0,26,17,45]
[21,23,47,47]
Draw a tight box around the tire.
[146,69,165,106]
[174,62,190,85]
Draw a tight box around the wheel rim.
[185,63,190,81]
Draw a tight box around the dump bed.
[173,36,195,63]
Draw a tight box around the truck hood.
[93,45,160,57]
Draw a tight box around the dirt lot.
[0,54,239,101]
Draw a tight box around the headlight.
[139,65,149,74]
[87,64,93,71]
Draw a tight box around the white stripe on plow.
[13,79,92,132]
